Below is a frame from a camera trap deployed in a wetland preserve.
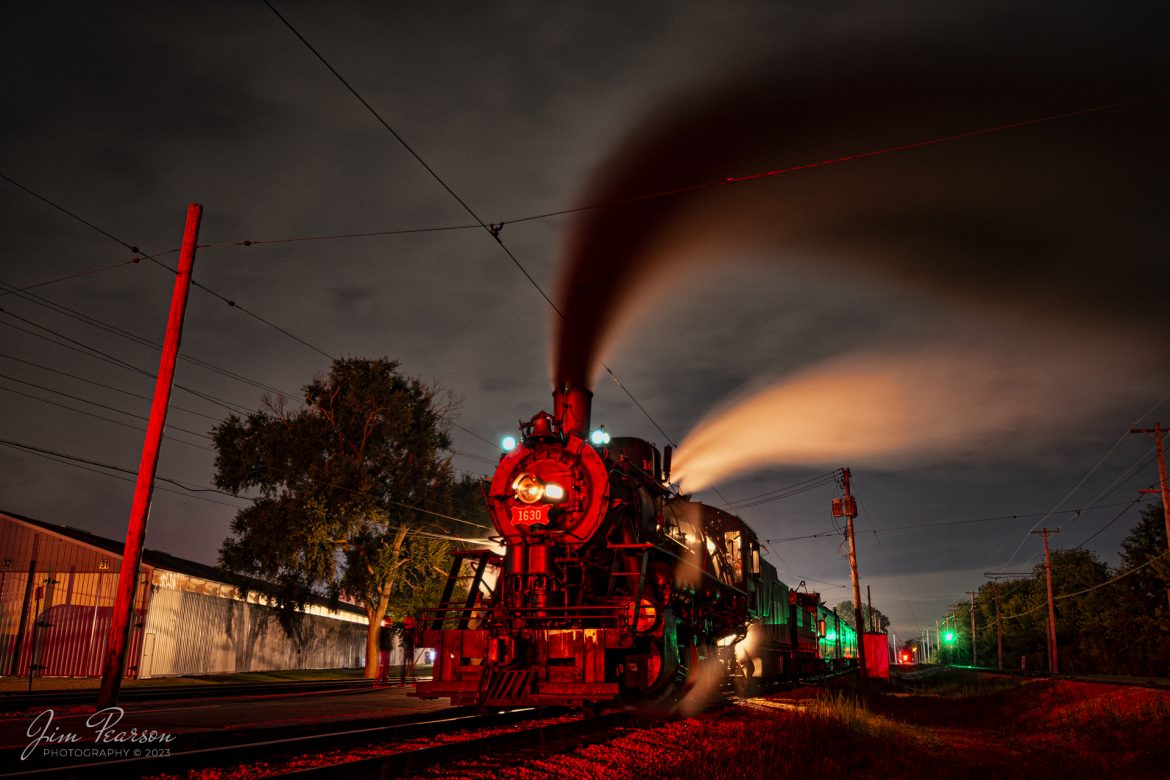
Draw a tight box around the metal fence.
[0,568,149,677]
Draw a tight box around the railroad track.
[893,664,1170,690]
[271,708,635,779]
[1,703,549,779]
[0,676,431,712]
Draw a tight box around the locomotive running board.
[481,667,536,707]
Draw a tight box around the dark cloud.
[2,1,1166,640]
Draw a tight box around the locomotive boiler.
[413,386,855,708]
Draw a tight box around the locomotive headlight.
[589,428,611,446]
[512,473,545,504]
[543,482,566,502]
[501,436,517,452]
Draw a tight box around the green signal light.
[943,631,956,643]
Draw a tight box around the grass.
[0,667,369,692]
[487,669,1170,780]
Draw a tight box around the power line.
[997,551,1169,620]
[0,353,221,422]
[450,448,499,467]
[1,171,336,365]
[5,281,502,451]
[0,279,295,397]
[0,371,212,441]
[0,172,147,254]
[166,92,1170,257]
[729,474,841,511]
[0,385,210,452]
[0,257,144,296]
[0,310,249,415]
[0,435,493,535]
[1,438,249,510]
[844,473,922,635]
[1074,496,1149,548]
[1001,423,1148,571]
[768,502,1142,544]
[196,225,480,250]
[725,471,840,507]
[262,0,680,455]
[498,93,1170,226]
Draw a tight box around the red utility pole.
[1032,528,1060,674]
[98,204,202,708]
[834,468,866,677]
[1130,423,1170,612]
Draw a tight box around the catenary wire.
[0,311,250,415]
[0,351,222,422]
[0,279,295,397]
[262,0,681,455]
[997,551,1169,620]
[0,371,213,440]
[0,385,211,452]
[0,440,251,510]
[0,257,144,296]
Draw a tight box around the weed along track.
[415,670,1170,779]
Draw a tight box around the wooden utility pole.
[98,203,202,708]
[966,591,978,667]
[994,582,1003,670]
[985,571,1029,669]
[1032,528,1060,674]
[1130,423,1170,612]
[866,585,874,632]
[835,468,866,676]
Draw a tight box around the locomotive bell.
[526,411,556,441]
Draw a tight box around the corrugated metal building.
[0,510,368,678]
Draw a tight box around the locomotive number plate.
[511,505,550,526]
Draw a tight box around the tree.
[1114,502,1170,675]
[833,600,890,633]
[213,357,490,677]
[1047,548,1111,674]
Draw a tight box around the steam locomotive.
[413,387,857,708]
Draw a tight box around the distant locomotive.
[413,387,856,708]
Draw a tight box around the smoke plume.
[553,2,1168,483]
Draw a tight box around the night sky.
[2,1,1167,643]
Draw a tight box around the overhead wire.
[765,503,1137,543]
[850,476,922,636]
[134,92,1170,269]
[0,371,213,441]
[996,550,1169,620]
[724,470,840,507]
[0,310,250,415]
[0,257,144,296]
[0,439,250,510]
[1002,397,1169,571]
[1000,424,1144,571]
[1,171,337,367]
[0,352,221,422]
[0,190,502,455]
[262,0,681,456]
[0,385,211,451]
[0,435,493,535]
[1,279,295,397]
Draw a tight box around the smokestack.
[553,386,592,439]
